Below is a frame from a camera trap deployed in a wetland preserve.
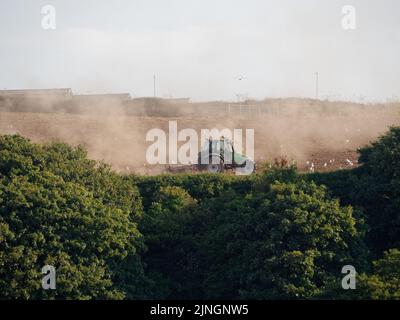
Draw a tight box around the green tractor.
[197,137,255,174]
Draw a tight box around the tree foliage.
[1,128,400,300]
[0,135,145,299]
[308,127,400,255]
[195,178,363,299]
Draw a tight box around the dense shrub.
[321,249,400,299]
[355,127,400,252]
[1,128,400,300]
[139,186,202,298]
[135,168,367,299]
[195,177,364,299]
[0,135,145,299]
[308,127,400,255]
[133,173,253,210]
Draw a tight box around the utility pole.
[153,74,156,97]
[315,72,319,100]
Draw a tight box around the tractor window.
[223,140,233,164]
[209,140,221,153]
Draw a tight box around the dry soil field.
[0,110,399,174]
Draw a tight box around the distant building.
[131,97,191,104]
[70,93,132,114]
[73,93,131,102]
[0,89,191,115]
[0,88,73,97]
[164,98,191,104]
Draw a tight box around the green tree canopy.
[0,135,145,299]
[196,176,364,299]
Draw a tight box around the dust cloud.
[0,93,399,174]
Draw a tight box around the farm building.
[0,88,73,97]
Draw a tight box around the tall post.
[153,74,156,97]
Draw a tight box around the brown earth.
[0,110,399,174]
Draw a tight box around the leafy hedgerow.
[1,127,400,300]
[0,135,146,299]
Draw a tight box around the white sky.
[0,0,399,101]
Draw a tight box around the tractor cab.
[197,136,254,174]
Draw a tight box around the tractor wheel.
[207,156,224,173]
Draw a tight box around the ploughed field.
[0,110,398,174]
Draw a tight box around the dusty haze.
[1,96,399,174]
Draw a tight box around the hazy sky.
[0,0,399,101]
